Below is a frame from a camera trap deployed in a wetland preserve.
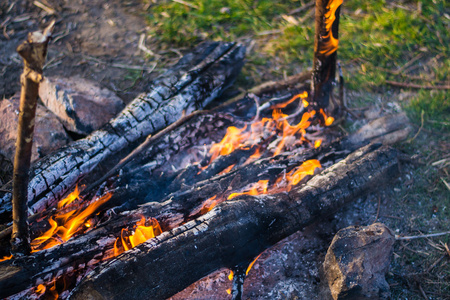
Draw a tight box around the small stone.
[0,93,71,163]
[322,223,395,300]
[220,7,231,14]
[39,76,124,135]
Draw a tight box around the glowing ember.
[228,270,234,281]
[319,0,343,56]
[114,216,162,256]
[227,180,269,200]
[246,253,262,275]
[200,195,219,214]
[314,139,322,148]
[31,192,112,252]
[218,164,235,175]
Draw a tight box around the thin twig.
[440,178,450,192]
[425,254,446,273]
[286,0,315,16]
[408,110,424,143]
[418,283,429,300]
[386,80,450,90]
[395,231,450,240]
[172,0,199,9]
[393,52,424,75]
[110,62,157,72]
[0,189,12,193]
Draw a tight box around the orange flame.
[35,284,46,294]
[271,91,308,109]
[200,195,219,214]
[246,253,262,275]
[314,139,322,148]
[284,159,322,188]
[208,125,248,163]
[227,180,269,200]
[205,92,313,170]
[228,270,234,281]
[31,192,112,252]
[57,185,80,209]
[319,0,343,56]
[113,217,162,256]
[319,108,335,126]
[272,109,316,156]
[0,254,12,262]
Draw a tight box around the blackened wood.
[11,21,54,255]
[69,145,399,300]
[312,0,342,110]
[0,115,409,299]
[0,42,245,219]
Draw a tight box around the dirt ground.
[1,1,449,299]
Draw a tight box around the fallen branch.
[395,231,450,241]
[386,80,450,90]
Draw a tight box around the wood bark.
[0,114,410,299]
[11,21,54,255]
[69,145,399,300]
[0,41,245,220]
[312,0,342,111]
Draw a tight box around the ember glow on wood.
[11,20,55,255]
[0,41,246,221]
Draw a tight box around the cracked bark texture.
[0,113,409,299]
[68,145,399,300]
[0,41,245,219]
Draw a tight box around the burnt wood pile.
[0,41,410,299]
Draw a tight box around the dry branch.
[385,80,450,90]
[0,41,245,220]
[11,21,54,255]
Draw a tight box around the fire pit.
[0,1,412,298]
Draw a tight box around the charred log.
[69,145,399,300]
[0,114,409,299]
[0,41,245,220]
[312,0,342,113]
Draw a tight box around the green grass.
[144,0,449,128]
[143,1,450,298]
[142,0,450,299]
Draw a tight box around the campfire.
[0,1,411,299]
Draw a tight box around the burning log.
[0,112,409,299]
[0,41,245,221]
[69,144,399,300]
[312,0,342,112]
